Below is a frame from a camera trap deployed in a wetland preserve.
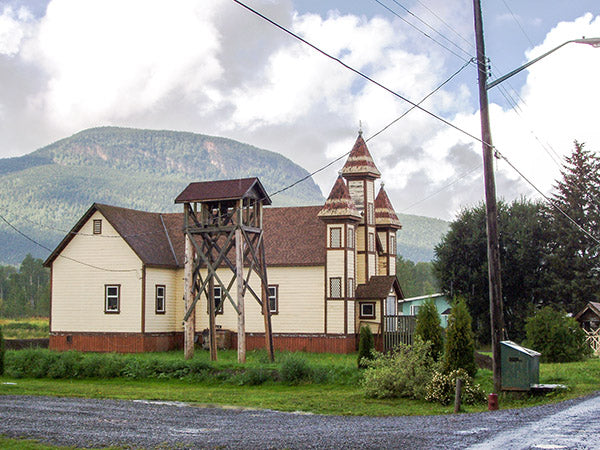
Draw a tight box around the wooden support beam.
[236,225,246,364]
[184,233,195,360]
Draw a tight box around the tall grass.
[0,318,49,339]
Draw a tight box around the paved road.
[0,393,599,449]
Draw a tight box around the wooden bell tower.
[175,177,274,363]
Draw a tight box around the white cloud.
[0,6,33,55]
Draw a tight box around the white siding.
[326,301,345,334]
[145,268,182,333]
[51,211,143,333]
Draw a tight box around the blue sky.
[0,0,599,219]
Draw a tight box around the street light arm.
[486,37,600,90]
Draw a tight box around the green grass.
[1,349,598,416]
[0,436,122,449]
[0,318,49,339]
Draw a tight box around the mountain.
[0,127,324,265]
[396,213,449,263]
[0,126,449,266]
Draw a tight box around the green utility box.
[501,340,541,391]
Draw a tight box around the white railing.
[584,329,600,356]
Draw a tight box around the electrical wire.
[0,211,138,273]
[232,0,490,148]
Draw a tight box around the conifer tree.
[415,298,444,361]
[443,297,477,377]
[358,326,375,368]
[546,141,600,313]
[0,325,4,376]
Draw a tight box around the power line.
[0,211,139,273]
[372,0,474,63]
[269,59,473,198]
[232,0,490,147]
[500,0,535,48]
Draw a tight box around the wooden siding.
[145,268,182,333]
[51,211,143,333]
[50,332,182,352]
[193,266,325,334]
[347,300,356,333]
[368,253,376,279]
[326,300,345,334]
[242,333,356,353]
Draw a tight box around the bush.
[280,353,313,385]
[361,338,436,399]
[425,368,486,405]
[358,326,375,368]
[524,306,591,363]
[0,325,4,376]
[415,298,444,361]
[443,297,477,377]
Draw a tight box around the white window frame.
[410,304,421,316]
[155,285,166,314]
[93,219,102,235]
[214,286,223,314]
[329,277,342,298]
[330,227,342,248]
[347,277,354,297]
[268,285,278,314]
[105,285,120,313]
[347,226,354,249]
[360,302,375,319]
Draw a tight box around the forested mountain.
[0,126,448,265]
[0,127,324,264]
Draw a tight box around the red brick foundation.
[50,331,358,354]
[49,332,183,353]
[234,333,358,353]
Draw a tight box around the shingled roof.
[317,175,362,221]
[45,203,326,269]
[355,275,403,300]
[174,177,271,205]
[375,185,402,229]
[341,133,381,179]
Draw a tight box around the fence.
[584,329,600,356]
[383,315,416,351]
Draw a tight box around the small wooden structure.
[175,178,274,362]
[574,302,600,356]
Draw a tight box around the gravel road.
[0,393,599,449]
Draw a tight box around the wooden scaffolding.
[175,178,274,363]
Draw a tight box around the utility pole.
[473,0,504,394]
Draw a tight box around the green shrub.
[425,368,486,405]
[443,297,477,377]
[415,298,444,361]
[0,325,4,376]
[524,306,591,363]
[358,326,375,368]
[228,368,273,386]
[280,353,313,385]
[361,338,436,399]
[47,351,83,379]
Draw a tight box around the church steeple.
[318,175,361,222]
[341,134,381,180]
[375,185,402,229]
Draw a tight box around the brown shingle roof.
[355,275,403,300]
[174,177,271,205]
[341,133,381,179]
[375,186,402,229]
[318,175,361,221]
[45,203,326,269]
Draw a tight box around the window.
[105,285,120,313]
[347,278,354,297]
[360,302,376,319]
[410,305,421,316]
[214,286,223,314]
[93,219,102,234]
[329,277,342,298]
[347,227,354,249]
[268,285,278,314]
[368,232,375,252]
[367,203,374,224]
[330,227,342,248]
[155,285,166,314]
[390,234,396,255]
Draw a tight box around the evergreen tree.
[358,326,375,368]
[414,298,444,361]
[0,325,4,376]
[443,297,477,377]
[546,141,600,313]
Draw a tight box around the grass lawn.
[0,317,49,339]
[1,349,598,416]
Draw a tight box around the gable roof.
[375,185,402,229]
[341,133,381,179]
[355,275,404,300]
[174,177,271,205]
[574,301,600,321]
[45,203,326,269]
[318,175,361,221]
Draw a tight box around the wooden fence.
[584,329,600,356]
[383,315,416,351]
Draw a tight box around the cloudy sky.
[1,0,599,220]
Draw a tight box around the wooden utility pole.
[473,0,504,394]
[236,200,246,364]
